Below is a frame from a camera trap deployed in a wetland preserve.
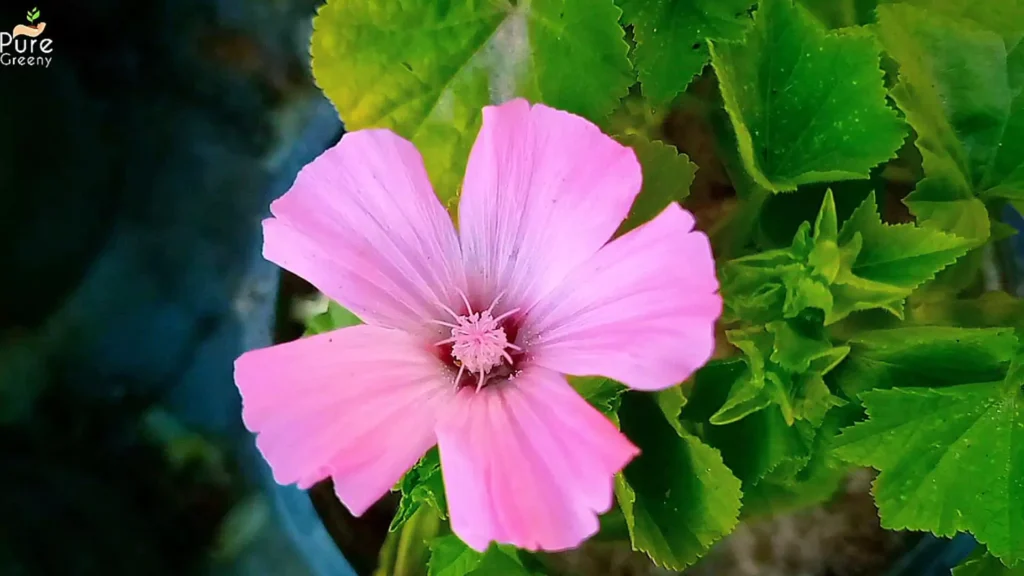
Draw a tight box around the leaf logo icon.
[26,7,40,24]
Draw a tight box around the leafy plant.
[26,7,39,24]
[303,0,1024,573]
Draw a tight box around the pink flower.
[235,99,722,552]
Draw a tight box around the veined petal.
[265,129,465,334]
[458,99,642,314]
[436,366,638,552]
[522,204,722,391]
[235,325,452,516]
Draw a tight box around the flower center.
[434,292,520,390]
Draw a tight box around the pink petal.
[436,366,638,552]
[521,204,722,391]
[235,324,453,516]
[458,99,642,312]
[265,129,465,334]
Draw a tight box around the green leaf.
[570,376,626,418]
[618,0,756,104]
[739,406,852,517]
[375,504,442,576]
[304,300,362,336]
[908,291,1024,336]
[616,394,742,570]
[834,356,1024,565]
[428,536,530,576]
[615,135,698,233]
[312,0,633,206]
[954,547,1024,576]
[831,326,1017,397]
[713,323,846,426]
[825,191,971,324]
[879,0,1024,42]
[709,0,905,192]
[798,0,878,28]
[428,536,482,576]
[656,386,689,436]
[877,4,1024,240]
[706,404,815,485]
[838,192,974,288]
[390,449,448,532]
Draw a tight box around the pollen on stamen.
[434,292,520,390]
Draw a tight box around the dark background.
[0,1,359,574]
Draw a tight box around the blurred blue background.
[0,1,371,574]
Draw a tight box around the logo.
[1,7,53,68]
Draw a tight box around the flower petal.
[235,324,452,516]
[265,129,465,333]
[522,203,722,391]
[436,367,638,552]
[458,99,642,312]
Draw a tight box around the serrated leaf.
[615,135,697,233]
[617,0,756,104]
[616,394,742,570]
[834,357,1024,565]
[832,326,1017,397]
[838,192,974,288]
[823,191,972,324]
[878,4,1024,240]
[954,547,1024,576]
[391,449,448,532]
[312,0,633,206]
[709,0,905,192]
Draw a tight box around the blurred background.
[2,1,1022,576]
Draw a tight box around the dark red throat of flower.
[433,292,525,391]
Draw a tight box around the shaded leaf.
[616,394,742,570]
[831,326,1017,397]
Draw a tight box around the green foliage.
[877,3,1024,241]
[311,0,632,207]
[722,190,971,325]
[618,0,756,105]
[428,536,531,576]
[715,322,847,426]
[390,449,448,532]
[616,393,742,570]
[26,7,39,23]
[709,0,905,191]
[835,351,1024,566]
[615,135,698,233]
